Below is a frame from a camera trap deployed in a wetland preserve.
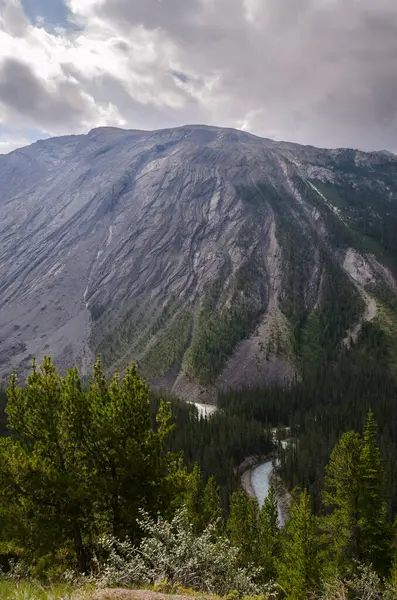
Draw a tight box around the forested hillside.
[0,358,396,600]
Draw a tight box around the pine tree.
[258,486,281,581]
[183,464,204,533]
[278,489,321,600]
[227,488,260,566]
[0,356,179,571]
[322,430,362,570]
[83,358,177,541]
[1,358,92,572]
[200,475,223,531]
[358,410,392,572]
[322,413,393,575]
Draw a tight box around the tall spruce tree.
[183,465,223,533]
[200,475,223,531]
[322,430,362,571]
[358,410,392,572]
[258,486,281,581]
[0,359,91,572]
[227,488,260,566]
[278,489,321,600]
[183,463,204,533]
[323,412,392,575]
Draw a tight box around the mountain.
[1,124,397,400]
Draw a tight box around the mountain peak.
[0,126,397,399]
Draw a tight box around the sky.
[1,0,397,154]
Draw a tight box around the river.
[250,460,275,508]
[250,436,289,525]
[190,401,288,524]
[250,459,287,526]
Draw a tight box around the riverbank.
[239,455,291,526]
[239,455,268,498]
[269,469,292,525]
[239,454,274,499]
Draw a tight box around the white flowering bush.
[320,563,396,600]
[96,507,278,598]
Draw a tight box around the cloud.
[1,0,397,152]
[0,133,31,154]
[0,57,93,128]
[0,0,29,37]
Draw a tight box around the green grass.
[0,580,93,600]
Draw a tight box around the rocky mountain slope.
[1,125,397,400]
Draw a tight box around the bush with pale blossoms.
[96,507,278,598]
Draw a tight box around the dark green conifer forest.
[0,356,396,599]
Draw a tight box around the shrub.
[96,507,278,598]
[320,563,395,600]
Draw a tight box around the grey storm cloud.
[98,0,204,41]
[60,63,208,131]
[0,58,92,131]
[94,0,397,150]
[2,0,397,151]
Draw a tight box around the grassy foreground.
[0,581,95,600]
[0,583,213,600]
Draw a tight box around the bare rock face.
[0,125,397,397]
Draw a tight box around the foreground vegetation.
[0,358,396,599]
[0,581,71,600]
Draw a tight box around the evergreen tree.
[183,464,204,533]
[0,357,178,572]
[322,413,392,575]
[227,488,259,566]
[358,410,392,572]
[258,487,281,581]
[322,430,362,571]
[200,475,223,531]
[0,358,92,572]
[278,489,321,600]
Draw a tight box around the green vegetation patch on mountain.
[243,181,365,377]
[298,259,364,379]
[91,295,182,370]
[187,255,268,384]
[140,309,193,379]
[307,175,397,272]
[261,313,296,362]
[373,296,397,375]
[90,296,152,366]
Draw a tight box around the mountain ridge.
[1,124,397,400]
